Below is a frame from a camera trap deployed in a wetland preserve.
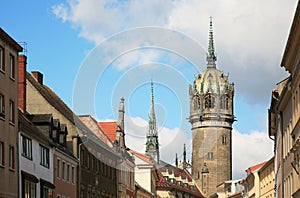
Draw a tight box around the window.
[205,94,215,109]
[0,94,4,118]
[9,54,15,79]
[57,159,60,178]
[67,164,70,182]
[40,145,49,168]
[222,135,227,145]
[9,145,15,169]
[22,135,32,159]
[0,141,4,167]
[0,46,4,72]
[220,94,228,109]
[42,185,53,198]
[62,161,65,180]
[208,152,214,160]
[25,180,36,198]
[9,100,14,123]
[71,166,75,184]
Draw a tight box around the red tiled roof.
[128,149,154,164]
[98,122,118,142]
[246,161,267,175]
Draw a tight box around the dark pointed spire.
[207,17,217,68]
[145,80,159,163]
[183,144,187,163]
[175,153,178,167]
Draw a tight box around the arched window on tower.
[205,94,215,109]
[220,94,228,109]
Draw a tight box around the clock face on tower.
[148,144,154,150]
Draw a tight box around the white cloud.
[53,0,297,106]
[232,128,274,179]
[124,115,274,179]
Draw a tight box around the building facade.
[18,112,55,198]
[0,28,22,198]
[268,1,300,197]
[189,19,235,197]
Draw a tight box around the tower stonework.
[190,18,235,197]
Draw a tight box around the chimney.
[18,55,27,112]
[31,71,43,85]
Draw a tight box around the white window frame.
[21,135,32,160]
[40,145,49,168]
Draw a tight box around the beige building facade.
[258,157,275,198]
[268,1,300,197]
[0,28,22,198]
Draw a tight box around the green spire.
[207,17,217,68]
[145,80,159,163]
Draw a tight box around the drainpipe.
[280,111,284,198]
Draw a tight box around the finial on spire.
[207,17,217,68]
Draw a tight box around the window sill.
[9,121,15,126]
[40,163,49,169]
[0,164,4,168]
[21,154,32,161]
[0,69,5,75]
[9,76,15,82]
[9,167,15,172]
[0,116,4,121]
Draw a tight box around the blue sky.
[1,0,297,178]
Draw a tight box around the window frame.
[71,166,75,184]
[207,152,214,160]
[24,179,36,198]
[9,53,15,79]
[62,161,66,180]
[21,135,32,160]
[9,99,15,124]
[0,46,4,72]
[57,158,60,179]
[0,141,4,167]
[9,145,15,170]
[67,163,70,182]
[40,145,50,168]
[0,94,4,119]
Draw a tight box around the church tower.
[189,18,235,196]
[145,81,160,163]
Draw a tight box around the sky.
[0,0,297,179]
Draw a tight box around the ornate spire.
[207,17,217,68]
[145,80,159,163]
[148,80,157,135]
[175,153,178,167]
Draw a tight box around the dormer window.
[205,94,215,109]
